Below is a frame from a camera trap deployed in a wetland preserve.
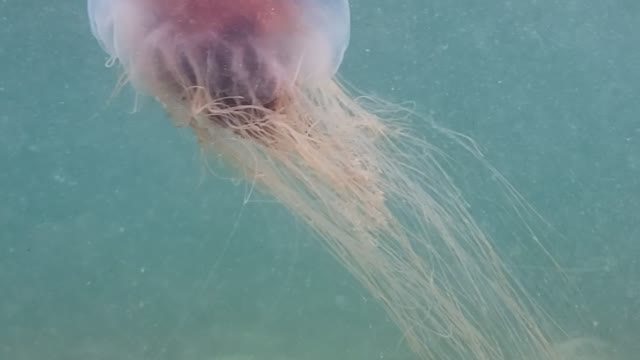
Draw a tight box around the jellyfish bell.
[88,0,350,125]
[88,1,564,360]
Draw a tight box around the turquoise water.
[1,0,638,359]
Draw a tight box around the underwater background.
[0,0,638,359]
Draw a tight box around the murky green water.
[1,1,638,359]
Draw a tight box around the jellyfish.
[87,1,561,359]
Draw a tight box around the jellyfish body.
[88,0,349,109]
[88,2,561,360]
